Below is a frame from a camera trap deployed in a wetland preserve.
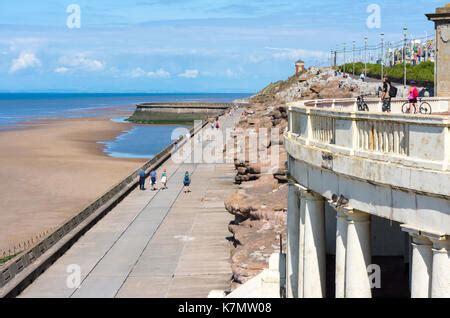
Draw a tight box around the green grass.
[0,253,21,265]
[127,112,209,126]
[339,61,434,83]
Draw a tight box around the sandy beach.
[0,115,146,253]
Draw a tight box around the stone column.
[345,210,372,298]
[410,236,433,298]
[297,193,306,298]
[334,207,349,298]
[426,5,450,98]
[300,189,326,298]
[431,238,450,298]
[286,184,300,298]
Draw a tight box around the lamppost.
[403,27,408,88]
[364,36,368,78]
[343,42,346,73]
[352,40,356,76]
[381,33,384,80]
[336,44,339,68]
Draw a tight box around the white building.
[284,96,450,298]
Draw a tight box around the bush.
[339,61,434,83]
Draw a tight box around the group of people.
[138,168,192,193]
[380,77,419,113]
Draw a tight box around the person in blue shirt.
[138,168,146,190]
[150,170,157,191]
[183,171,191,193]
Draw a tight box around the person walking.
[380,77,394,113]
[149,169,157,191]
[360,73,365,82]
[215,117,220,129]
[138,168,146,190]
[183,171,191,193]
[160,168,168,190]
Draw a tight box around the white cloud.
[9,52,42,73]
[130,67,171,78]
[266,47,329,61]
[54,67,70,74]
[57,55,105,72]
[178,69,199,78]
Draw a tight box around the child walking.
[183,171,191,193]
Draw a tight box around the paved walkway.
[19,111,240,298]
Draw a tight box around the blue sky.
[0,0,445,92]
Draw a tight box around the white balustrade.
[288,98,450,172]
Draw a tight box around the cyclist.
[380,77,392,113]
[406,80,419,113]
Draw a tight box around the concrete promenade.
[19,111,240,298]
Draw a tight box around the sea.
[0,93,251,158]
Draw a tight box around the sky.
[0,0,445,93]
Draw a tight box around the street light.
[343,43,346,73]
[403,27,408,88]
[364,36,368,78]
[381,33,384,80]
[353,40,356,76]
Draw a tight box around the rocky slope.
[225,67,381,289]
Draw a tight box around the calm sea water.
[0,93,250,158]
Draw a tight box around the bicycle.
[401,97,432,114]
[356,95,369,111]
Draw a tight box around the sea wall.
[129,102,234,124]
[0,120,209,298]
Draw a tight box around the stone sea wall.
[128,102,233,125]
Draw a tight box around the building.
[295,60,305,74]
[281,5,450,299]
[427,4,450,97]
[284,96,450,298]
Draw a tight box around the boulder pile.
[225,66,382,289]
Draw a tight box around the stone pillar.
[410,236,433,298]
[426,5,450,98]
[334,207,349,298]
[300,189,326,298]
[297,193,306,298]
[286,184,300,298]
[345,210,372,298]
[431,238,450,298]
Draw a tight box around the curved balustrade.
[286,99,450,197]
[299,97,450,114]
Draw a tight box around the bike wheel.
[419,102,432,114]
[401,102,415,114]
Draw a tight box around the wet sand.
[0,115,146,252]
